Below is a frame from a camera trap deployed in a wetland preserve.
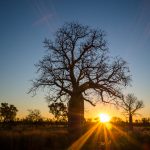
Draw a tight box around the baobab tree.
[29,22,131,136]
[121,93,144,130]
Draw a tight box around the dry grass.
[0,125,69,150]
[0,125,150,150]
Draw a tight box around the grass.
[0,125,69,150]
[0,124,150,150]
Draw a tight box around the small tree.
[0,103,18,122]
[48,102,67,121]
[26,109,42,122]
[121,94,144,130]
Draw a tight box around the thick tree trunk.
[68,93,84,139]
[129,113,133,130]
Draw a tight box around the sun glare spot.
[99,113,110,123]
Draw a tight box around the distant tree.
[29,22,131,136]
[120,94,144,130]
[0,115,2,122]
[26,109,42,122]
[0,103,18,122]
[111,116,122,124]
[48,102,67,121]
[141,118,150,126]
[86,118,92,123]
[94,117,99,122]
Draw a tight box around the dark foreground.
[0,124,150,150]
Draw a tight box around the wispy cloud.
[33,13,53,26]
[31,0,59,31]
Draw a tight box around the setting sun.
[99,113,110,123]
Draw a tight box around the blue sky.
[0,0,150,118]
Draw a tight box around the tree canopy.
[48,102,67,121]
[26,109,42,122]
[29,22,131,105]
[0,102,18,122]
[120,93,144,130]
[121,93,144,116]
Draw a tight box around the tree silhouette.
[26,109,42,122]
[48,102,67,121]
[111,116,123,124]
[29,22,131,135]
[0,102,18,122]
[121,93,144,130]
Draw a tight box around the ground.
[0,123,150,150]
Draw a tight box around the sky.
[0,0,150,119]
